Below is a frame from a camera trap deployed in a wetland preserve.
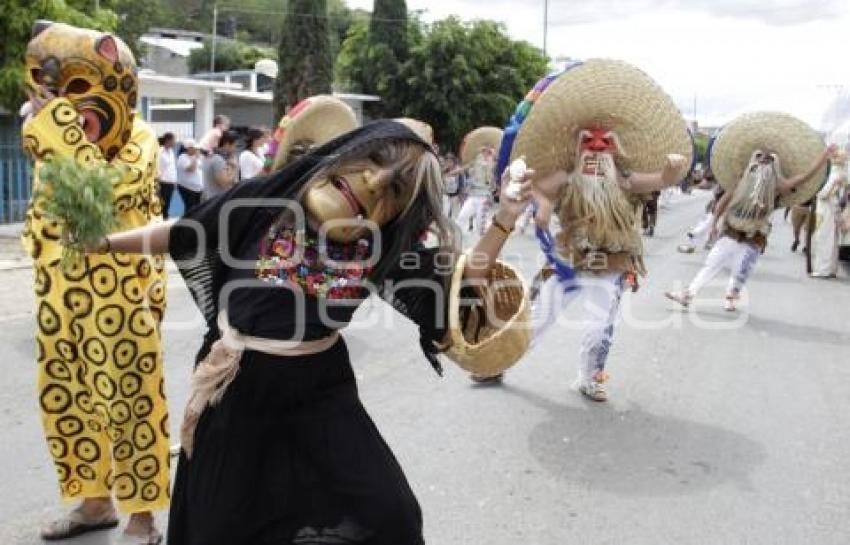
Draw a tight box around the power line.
[214,5,412,23]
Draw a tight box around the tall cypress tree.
[365,0,408,116]
[369,0,407,61]
[273,0,333,120]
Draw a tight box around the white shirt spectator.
[239,149,265,181]
[158,146,178,184]
[177,152,203,192]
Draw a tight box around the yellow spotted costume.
[21,22,169,513]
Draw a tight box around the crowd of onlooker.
[156,115,272,218]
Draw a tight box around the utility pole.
[210,2,218,73]
[543,0,549,59]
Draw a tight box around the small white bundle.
[503,156,527,200]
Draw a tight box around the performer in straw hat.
[456,127,503,237]
[487,59,691,400]
[666,112,837,311]
[269,94,358,170]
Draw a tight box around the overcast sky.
[346,0,850,133]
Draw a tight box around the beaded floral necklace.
[255,220,373,299]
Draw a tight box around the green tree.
[272,0,332,120]
[0,0,118,112]
[365,0,407,116]
[369,0,407,60]
[336,6,419,117]
[111,0,174,58]
[327,0,367,62]
[187,38,275,73]
[693,132,709,163]
[397,17,547,149]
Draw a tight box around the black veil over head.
[169,120,441,363]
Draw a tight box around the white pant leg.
[727,241,760,296]
[530,274,575,348]
[689,213,714,246]
[812,203,839,276]
[688,236,737,295]
[577,272,626,382]
[475,197,492,235]
[456,195,483,232]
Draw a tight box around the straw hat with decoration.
[272,95,357,169]
[443,253,532,378]
[460,127,504,166]
[509,58,693,178]
[709,111,829,207]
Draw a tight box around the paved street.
[1,189,849,545]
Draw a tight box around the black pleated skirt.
[167,338,424,545]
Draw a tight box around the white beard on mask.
[726,158,778,236]
[559,151,642,254]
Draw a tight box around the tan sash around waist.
[180,311,341,458]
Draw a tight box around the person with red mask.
[482,60,692,401]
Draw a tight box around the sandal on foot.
[41,510,119,541]
[724,297,737,312]
[665,290,692,308]
[118,527,163,545]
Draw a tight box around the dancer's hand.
[826,143,840,159]
[496,168,535,221]
[661,154,689,185]
[531,169,568,230]
[22,86,56,125]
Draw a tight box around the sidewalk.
[0,223,30,271]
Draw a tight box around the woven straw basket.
[510,58,693,178]
[444,253,532,377]
[272,95,357,169]
[709,111,827,207]
[460,127,504,166]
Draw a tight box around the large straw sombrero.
[709,111,828,207]
[394,118,434,145]
[510,59,693,178]
[444,254,532,377]
[272,95,357,169]
[459,127,504,166]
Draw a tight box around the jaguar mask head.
[25,21,138,160]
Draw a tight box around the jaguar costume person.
[20,21,169,541]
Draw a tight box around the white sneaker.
[575,379,608,402]
[724,297,737,312]
[665,290,692,307]
[677,244,696,253]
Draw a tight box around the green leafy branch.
[34,154,120,270]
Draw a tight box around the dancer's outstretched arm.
[625,154,689,193]
[778,144,836,195]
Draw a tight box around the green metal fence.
[0,116,32,224]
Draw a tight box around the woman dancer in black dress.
[93,120,533,544]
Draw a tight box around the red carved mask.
[580,128,617,154]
